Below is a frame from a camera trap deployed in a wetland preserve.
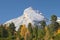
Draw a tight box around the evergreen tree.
[28,23,33,40]
[9,22,16,32]
[0,24,9,40]
[0,24,3,38]
[34,25,38,40]
[38,29,46,40]
[48,15,59,39]
[2,24,9,38]
[40,20,46,29]
[50,15,59,32]
[3,27,9,38]
[28,23,33,33]
[8,27,12,40]
[51,15,57,22]
[38,20,46,40]
[9,22,16,40]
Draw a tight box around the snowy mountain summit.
[4,7,46,31]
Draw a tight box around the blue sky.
[0,0,60,24]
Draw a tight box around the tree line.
[0,15,60,40]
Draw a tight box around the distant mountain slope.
[57,17,60,24]
[4,7,46,31]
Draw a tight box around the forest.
[0,15,60,40]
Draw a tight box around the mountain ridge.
[4,7,46,31]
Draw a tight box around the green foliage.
[38,29,46,40]
[49,14,59,36]
[51,15,57,22]
[49,15,59,32]
[48,27,54,39]
[47,15,60,40]
[28,23,33,33]
[40,20,46,29]
[0,25,9,38]
[9,22,16,32]
[53,34,60,40]
[0,24,3,38]
[21,37,24,40]
[28,23,33,40]
[2,27,9,38]
[34,25,38,40]
[0,14,60,40]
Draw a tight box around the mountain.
[4,7,46,31]
[57,17,60,24]
[57,17,60,21]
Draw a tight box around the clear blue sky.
[0,0,60,24]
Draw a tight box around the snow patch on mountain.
[57,17,60,21]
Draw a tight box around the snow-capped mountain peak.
[4,7,46,31]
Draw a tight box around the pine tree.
[0,24,3,40]
[9,22,16,33]
[28,23,33,40]
[40,20,46,29]
[48,15,60,39]
[50,15,59,32]
[34,25,38,40]
[39,20,46,40]
[9,22,16,40]
[51,15,57,22]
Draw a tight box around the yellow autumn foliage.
[20,24,27,37]
[44,26,50,40]
[20,24,31,40]
[24,29,30,40]
[54,28,60,36]
[57,28,60,34]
